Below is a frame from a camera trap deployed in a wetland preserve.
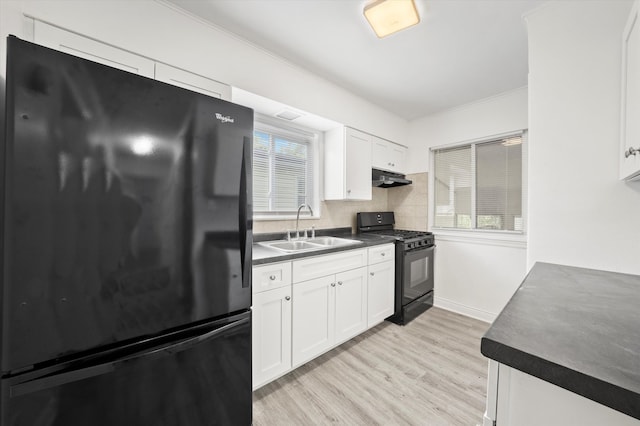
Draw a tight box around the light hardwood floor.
[252,307,490,425]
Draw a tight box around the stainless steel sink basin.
[258,236,362,253]
[264,241,321,252]
[305,237,361,247]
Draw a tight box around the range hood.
[372,168,412,188]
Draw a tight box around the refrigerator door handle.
[10,316,250,398]
[240,135,252,289]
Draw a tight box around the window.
[252,115,318,218]
[432,132,525,232]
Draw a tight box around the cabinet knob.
[370,272,375,276]
[285,296,291,301]
[625,147,639,158]
[269,275,276,281]
[331,283,336,287]
[381,252,386,256]
[347,189,352,194]
[338,281,343,285]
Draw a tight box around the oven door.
[402,245,434,305]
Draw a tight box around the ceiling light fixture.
[364,0,420,38]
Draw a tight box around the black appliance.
[357,212,434,325]
[371,168,412,188]
[1,36,253,425]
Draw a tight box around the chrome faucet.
[295,204,313,239]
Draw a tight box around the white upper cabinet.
[372,136,407,174]
[34,21,155,78]
[155,63,231,101]
[324,126,372,200]
[620,0,640,180]
[32,21,231,101]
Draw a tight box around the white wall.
[0,0,407,144]
[526,0,640,275]
[405,87,528,174]
[406,87,529,322]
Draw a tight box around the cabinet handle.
[285,296,291,301]
[625,147,639,158]
[269,275,276,281]
[370,272,375,276]
[331,283,336,287]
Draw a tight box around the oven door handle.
[406,244,435,254]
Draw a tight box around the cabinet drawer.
[292,249,367,283]
[252,261,292,294]
[368,244,395,265]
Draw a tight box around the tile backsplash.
[253,172,428,234]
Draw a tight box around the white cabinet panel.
[252,261,292,293]
[292,248,367,283]
[620,0,640,180]
[324,126,372,200]
[372,136,407,173]
[368,243,394,265]
[33,21,154,77]
[292,276,335,367]
[252,286,292,389]
[334,267,368,344]
[367,260,395,327]
[155,63,231,101]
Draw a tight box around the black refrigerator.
[0,36,253,425]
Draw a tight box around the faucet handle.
[303,228,308,239]
[311,226,315,238]
[286,230,292,241]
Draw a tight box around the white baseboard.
[435,296,497,323]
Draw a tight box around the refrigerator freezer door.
[2,37,252,373]
[1,312,252,426]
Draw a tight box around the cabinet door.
[372,137,391,170]
[292,277,335,367]
[390,144,407,173]
[334,267,368,345]
[367,260,395,327]
[33,21,154,77]
[252,287,292,389]
[345,128,372,200]
[620,0,640,180]
[372,137,407,173]
[155,63,231,101]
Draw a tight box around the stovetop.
[365,229,433,240]
[356,211,433,245]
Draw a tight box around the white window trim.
[428,130,528,243]
[253,114,322,221]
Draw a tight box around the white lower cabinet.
[485,361,640,426]
[253,245,395,388]
[367,260,395,327]
[252,262,292,390]
[292,267,368,367]
[367,243,395,327]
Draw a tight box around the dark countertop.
[252,228,396,265]
[481,262,640,420]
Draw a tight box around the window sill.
[432,229,527,249]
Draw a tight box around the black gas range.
[357,212,435,325]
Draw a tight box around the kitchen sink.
[258,236,362,253]
[305,237,362,247]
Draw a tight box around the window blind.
[433,133,524,232]
[253,120,315,215]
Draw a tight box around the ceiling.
[165,0,548,120]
